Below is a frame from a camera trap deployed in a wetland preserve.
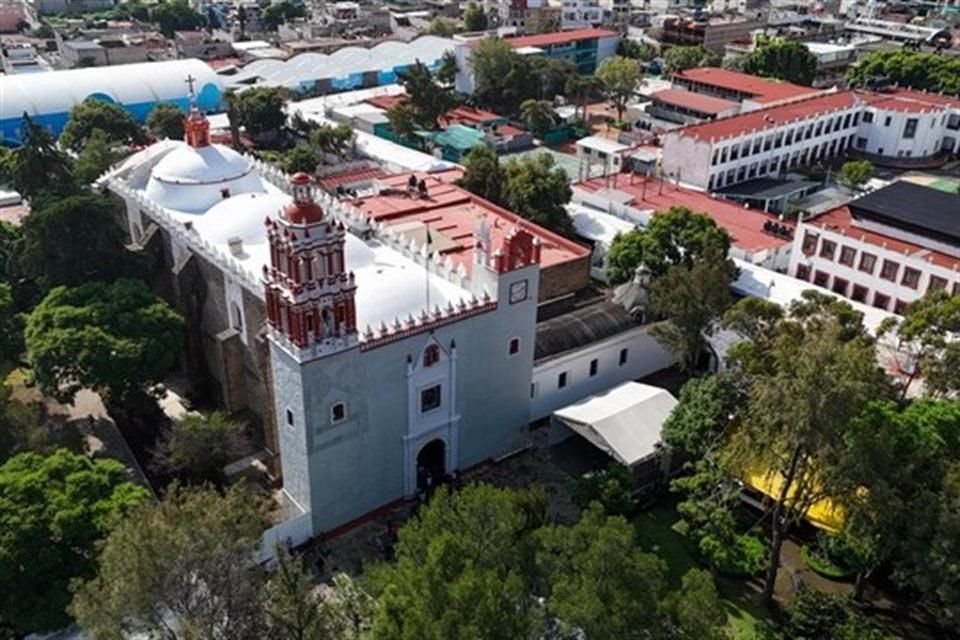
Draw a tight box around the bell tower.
[263,172,358,359]
[183,74,211,148]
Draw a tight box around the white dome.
[194,191,291,246]
[145,143,265,213]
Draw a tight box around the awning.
[553,382,678,466]
[745,470,845,532]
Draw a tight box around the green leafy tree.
[596,55,643,122]
[571,464,634,516]
[519,99,556,139]
[59,98,145,152]
[877,290,960,399]
[235,86,288,138]
[463,2,487,31]
[741,39,818,86]
[152,411,249,485]
[14,192,144,294]
[837,159,873,191]
[396,61,458,131]
[147,102,185,140]
[71,484,269,639]
[565,74,602,121]
[535,503,667,640]
[0,449,148,634]
[529,57,578,101]
[618,39,656,62]
[0,283,22,363]
[262,0,306,31]
[25,279,183,404]
[425,17,457,37]
[386,103,419,142]
[150,0,206,38]
[606,206,732,284]
[661,569,728,640]
[73,128,124,184]
[847,49,960,96]
[284,145,319,174]
[458,143,504,203]
[663,373,743,460]
[663,46,721,73]
[368,484,546,639]
[0,220,19,280]
[437,50,458,86]
[502,153,575,237]
[649,253,736,371]
[469,37,528,115]
[308,122,354,158]
[8,114,76,199]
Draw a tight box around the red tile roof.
[349,172,590,273]
[365,94,407,111]
[576,176,794,253]
[674,67,820,103]
[808,205,960,271]
[676,91,858,143]
[503,28,619,50]
[651,88,739,115]
[886,88,960,110]
[864,88,960,113]
[316,166,389,191]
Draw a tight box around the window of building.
[873,292,890,310]
[832,277,849,296]
[785,129,794,145]
[863,111,873,123]
[589,359,598,377]
[859,252,876,274]
[815,121,823,136]
[711,149,718,165]
[619,348,628,366]
[903,118,918,139]
[420,384,442,413]
[824,119,832,134]
[880,259,899,281]
[423,344,440,367]
[901,267,921,289]
[508,337,521,356]
[851,285,868,303]
[331,402,347,424]
[726,169,735,184]
[813,270,830,287]
[530,383,537,398]
[819,239,836,260]
[853,112,861,126]
[286,409,294,427]
[763,136,772,151]
[801,231,819,255]
[774,132,783,148]
[839,246,856,267]
[795,264,811,281]
[220,188,231,199]
[748,163,758,179]
[741,141,750,157]
[884,116,892,127]
[752,138,761,154]
[720,147,727,163]
[843,113,851,128]
[894,299,909,315]
[928,275,949,292]
[558,372,568,389]
[730,145,739,160]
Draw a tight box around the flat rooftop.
[349,172,591,274]
[848,182,960,246]
[577,176,794,253]
[672,67,820,104]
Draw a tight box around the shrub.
[800,532,856,580]
[573,464,634,516]
[715,533,767,577]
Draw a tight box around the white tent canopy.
[552,382,677,467]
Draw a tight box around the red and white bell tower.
[263,172,358,358]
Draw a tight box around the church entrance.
[415,439,446,494]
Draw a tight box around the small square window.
[901,267,921,289]
[859,253,876,274]
[589,359,598,377]
[894,299,909,315]
[619,348,628,366]
[420,385,441,413]
[508,338,520,356]
[851,285,868,303]
[286,409,294,427]
[813,270,830,287]
[839,246,856,267]
[423,345,440,367]
[558,372,568,389]
[331,402,347,424]
[880,259,899,281]
[796,264,811,281]
[819,240,836,260]
[928,275,948,292]
[873,292,890,310]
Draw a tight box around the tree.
[606,206,732,284]
[262,0,306,31]
[234,86,288,138]
[565,74,602,121]
[224,89,243,149]
[519,99,556,139]
[0,283,22,363]
[147,102,185,140]
[877,289,960,399]
[618,39,656,62]
[725,290,893,605]
[425,17,457,37]
[71,484,269,639]
[501,153,575,237]
[395,61,458,131]
[284,145,319,174]
[0,449,148,634]
[596,56,642,122]
[535,503,667,640]
[368,484,546,639]
[663,46,721,74]
[14,192,144,294]
[152,411,250,485]
[741,40,818,86]
[24,279,184,404]
[663,373,743,460]
[463,2,487,31]
[72,128,124,184]
[8,114,75,199]
[847,50,960,96]
[470,38,526,115]
[837,159,873,191]
[308,122,354,158]
[529,57,578,101]
[437,50,458,86]
[649,253,736,371]
[386,103,418,142]
[59,98,145,152]
[458,143,504,203]
[150,0,206,38]
[661,569,728,640]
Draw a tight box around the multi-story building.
[670,67,822,110]
[660,15,767,53]
[560,0,603,30]
[789,181,960,314]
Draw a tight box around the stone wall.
[539,255,591,302]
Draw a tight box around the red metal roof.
[349,172,590,273]
[674,67,820,103]
[864,88,960,113]
[503,28,619,50]
[651,88,739,115]
[576,176,794,254]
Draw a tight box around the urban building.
[789,181,960,313]
[59,36,151,68]
[670,67,823,110]
[560,0,604,30]
[174,31,235,60]
[659,14,767,53]
[31,0,113,15]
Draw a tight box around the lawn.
[634,499,773,639]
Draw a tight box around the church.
[103,97,553,534]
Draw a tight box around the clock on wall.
[509,279,528,304]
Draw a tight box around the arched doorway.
[416,439,446,494]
